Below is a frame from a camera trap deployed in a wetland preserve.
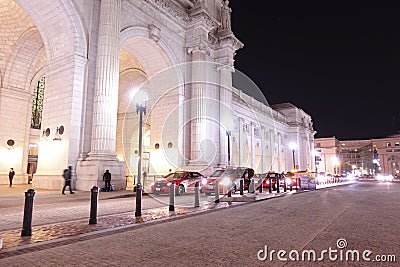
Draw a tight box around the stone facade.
[315,133,400,177]
[0,0,315,190]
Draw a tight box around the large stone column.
[188,47,207,166]
[218,65,233,166]
[77,0,125,191]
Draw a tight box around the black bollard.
[268,178,272,193]
[89,186,99,224]
[227,184,232,197]
[135,184,143,217]
[194,182,200,207]
[21,189,36,236]
[290,181,293,191]
[259,178,263,193]
[276,178,280,193]
[169,183,175,211]
[239,178,244,195]
[283,178,287,192]
[215,181,220,203]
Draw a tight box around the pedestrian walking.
[62,166,74,195]
[8,167,15,187]
[103,169,111,192]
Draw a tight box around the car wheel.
[176,185,185,196]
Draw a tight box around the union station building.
[0,0,316,190]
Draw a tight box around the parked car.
[150,171,205,196]
[256,172,287,190]
[201,167,255,195]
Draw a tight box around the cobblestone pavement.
[0,181,396,267]
[0,181,353,256]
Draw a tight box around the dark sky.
[229,1,400,140]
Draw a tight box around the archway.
[119,29,180,188]
[0,0,87,186]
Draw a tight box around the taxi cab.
[150,171,204,196]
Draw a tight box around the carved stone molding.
[187,42,210,55]
[148,24,161,42]
[142,0,190,23]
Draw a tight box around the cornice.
[141,0,190,24]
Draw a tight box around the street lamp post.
[135,103,146,218]
[226,130,231,166]
[289,142,297,171]
[313,150,318,173]
[332,156,339,175]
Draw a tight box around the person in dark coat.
[103,170,111,192]
[62,166,74,194]
[8,168,15,187]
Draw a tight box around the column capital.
[187,43,210,56]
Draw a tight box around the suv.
[150,171,204,196]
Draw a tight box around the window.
[31,77,45,129]
[155,143,160,149]
[386,142,391,147]
[395,142,400,147]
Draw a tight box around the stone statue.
[220,0,231,30]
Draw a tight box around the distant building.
[315,133,400,177]
[371,132,400,177]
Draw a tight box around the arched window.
[31,76,45,129]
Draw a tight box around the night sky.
[229,1,400,140]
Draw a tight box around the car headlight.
[286,178,292,185]
[167,182,172,186]
[201,178,208,185]
[151,182,155,186]
[220,178,231,186]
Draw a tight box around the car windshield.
[210,170,225,177]
[164,172,185,180]
[221,168,237,177]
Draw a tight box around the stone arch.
[3,27,45,90]
[14,0,87,60]
[120,26,179,76]
[119,27,183,180]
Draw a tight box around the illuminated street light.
[135,103,146,219]
[332,156,339,175]
[289,142,297,170]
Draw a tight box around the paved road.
[1,181,399,266]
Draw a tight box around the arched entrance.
[0,0,87,186]
[118,29,181,189]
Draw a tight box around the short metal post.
[214,181,220,203]
[89,186,99,224]
[169,183,175,211]
[268,178,272,193]
[249,178,255,193]
[194,182,200,207]
[21,189,35,236]
[239,178,244,195]
[259,178,263,193]
[135,184,143,217]
[290,182,293,191]
[276,178,280,193]
[227,184,232,197]
[283,178,287,192]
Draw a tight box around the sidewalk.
[0,180,355,255]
